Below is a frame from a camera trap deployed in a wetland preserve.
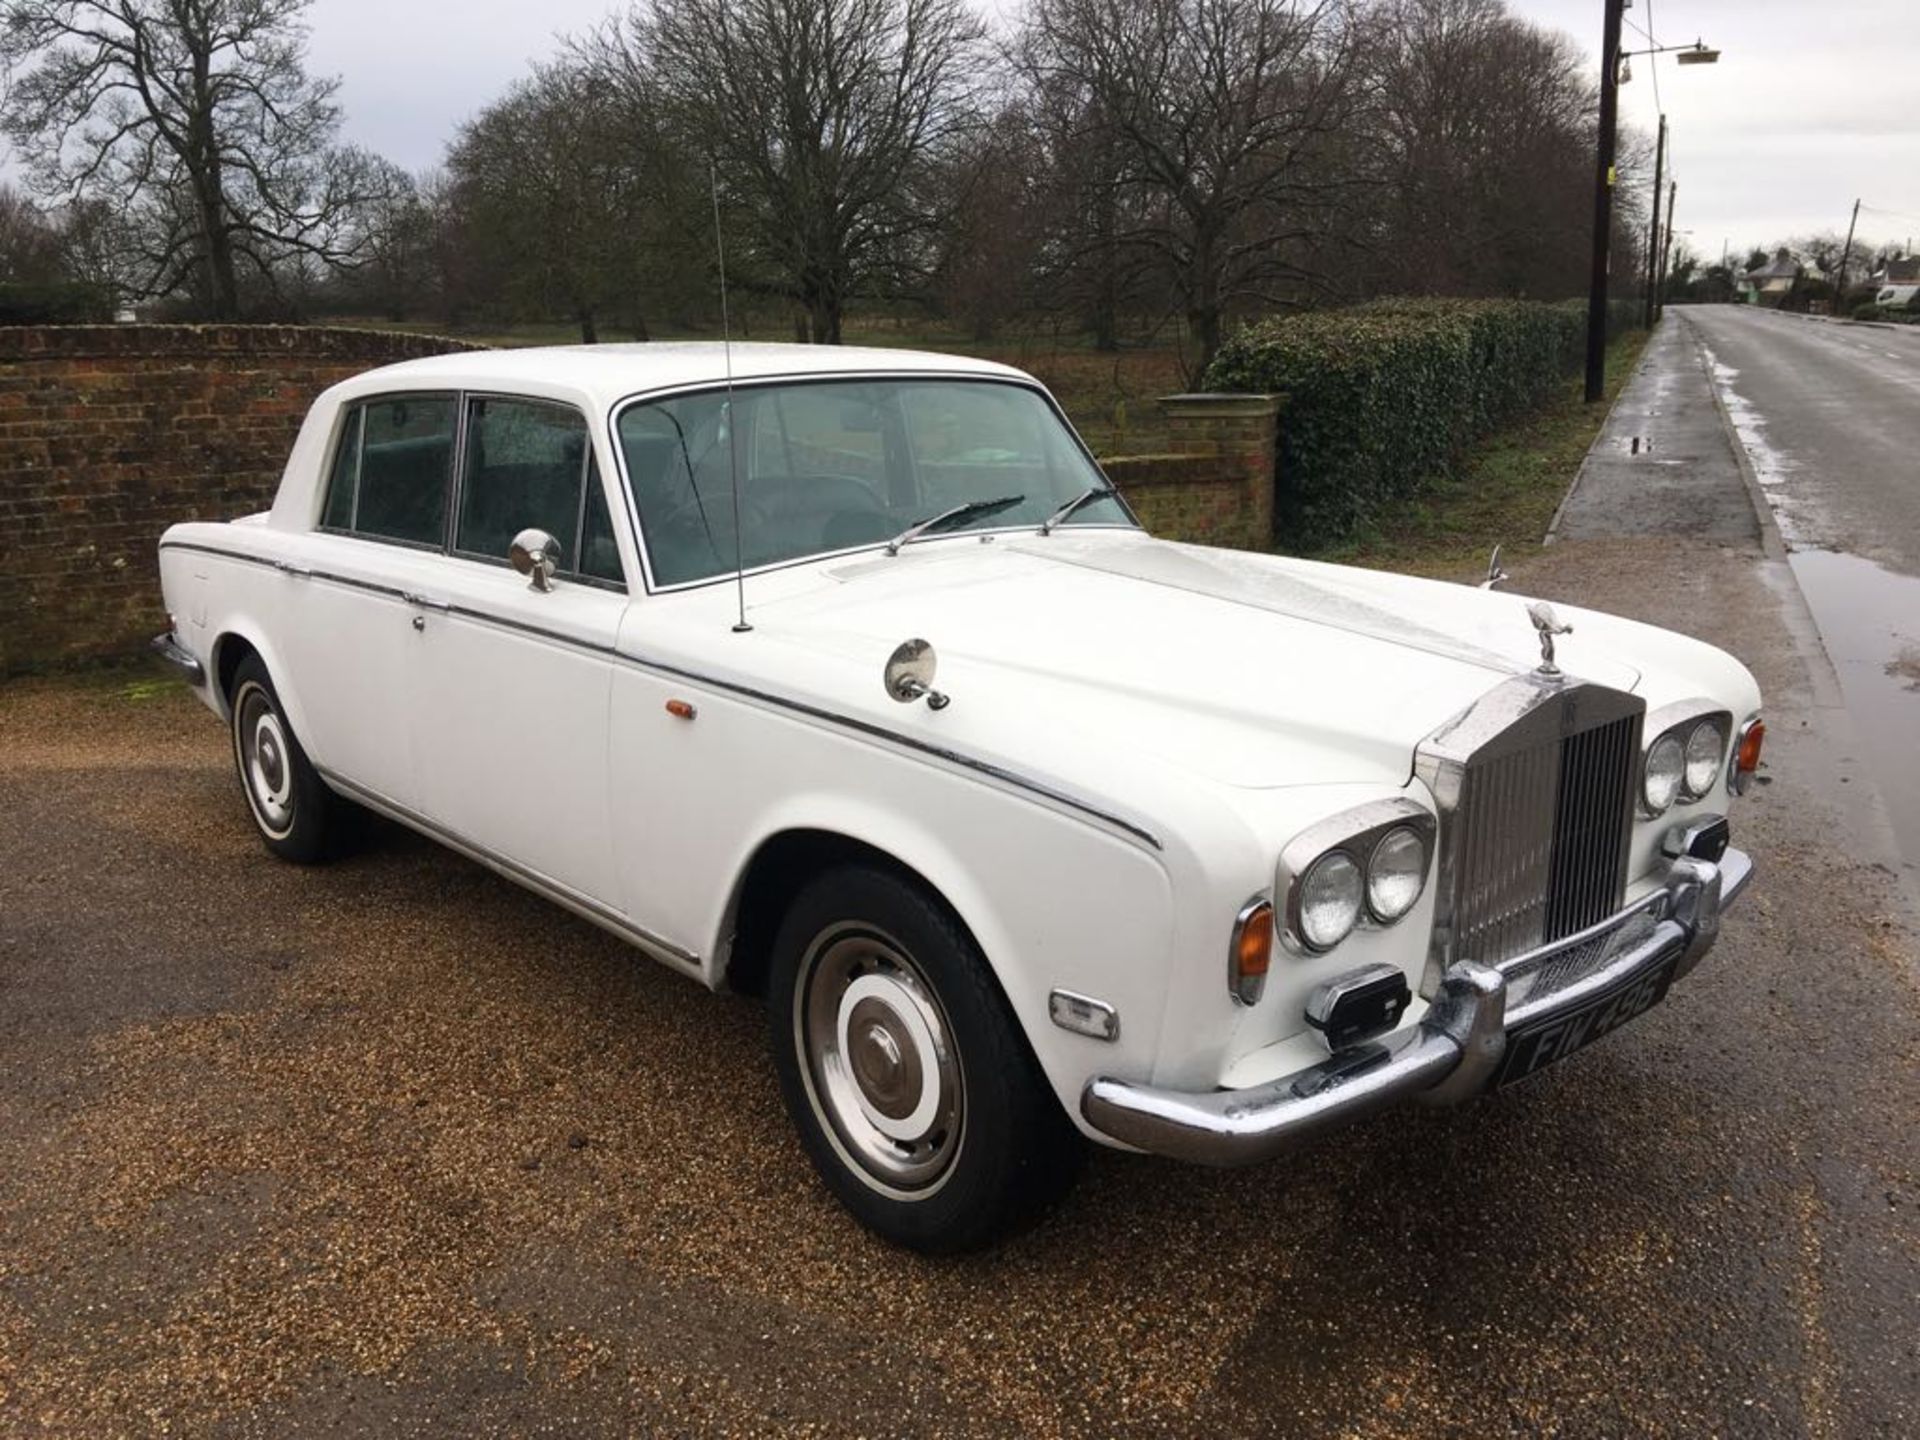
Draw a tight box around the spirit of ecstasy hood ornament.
[1526,601,1573,676]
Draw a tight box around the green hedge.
[1203,297,1634,549]
[0,281,115,325]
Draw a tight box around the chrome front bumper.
[149,629,205,686]
[1082,848,1753,1167]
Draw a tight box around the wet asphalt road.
[1679,306,1920,573]
[2,343,1917,1435]
[1678,305,1920,880]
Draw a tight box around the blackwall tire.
[228,655,353,864]
[768,863,1081,1253]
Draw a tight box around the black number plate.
[1493,955,1679,1088]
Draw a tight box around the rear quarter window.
[318,394,457,548]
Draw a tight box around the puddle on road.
[1699,342,1817,545]
[1788,549,1920,868]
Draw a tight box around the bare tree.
[446,59,701,343]
[1019,0,1368,373]
[1359,0,1597,299]
[595,0,986,343]
[0,0,393,317]
[0,183,64,282]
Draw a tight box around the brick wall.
[1102,393,1283,549]
[0,325,483,674]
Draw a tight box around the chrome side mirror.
[509,528,562,592]
[884,638,950,710]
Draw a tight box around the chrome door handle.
[273,560,312,578]
[401,592,452,612]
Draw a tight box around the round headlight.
[1643,733,1685,815]
[1683,718,1726,798]
[1367,826,1428,922]
[1297,850,1363,950]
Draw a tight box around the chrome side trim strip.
[161,539,1162,852]
[618,653,1165,852]
[316,766,704,978]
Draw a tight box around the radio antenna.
[712,163,751,634]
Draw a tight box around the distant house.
[1868,255,1919,286]
[1739,248,1804,306]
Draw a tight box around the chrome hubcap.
[797,925,962,1194]
[237,685,294,835]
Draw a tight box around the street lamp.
[1584,9,1722,403]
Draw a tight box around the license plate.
[1493,955,1679,1087]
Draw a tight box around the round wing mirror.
[509,528,562,593]
[884,638,950,710]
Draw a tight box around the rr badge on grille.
[1526,602,1574,676]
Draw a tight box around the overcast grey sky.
[294,0,1915,262]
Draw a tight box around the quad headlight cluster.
[1640,707,1733,817]
[1282,801,1437,956]
[1229,800,1437,1006]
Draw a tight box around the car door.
[408,394,631,909]
[278,391,461,812]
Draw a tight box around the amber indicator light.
[665,699,697,720]
[1736,720,1765,775]
[1237,902,1275,978]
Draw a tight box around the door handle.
[273,560,312,579]
[401,592,452,612]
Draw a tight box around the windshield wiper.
[886,494,1025,555]
[1039,484,1117,535]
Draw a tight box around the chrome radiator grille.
[1417,679,1644,990]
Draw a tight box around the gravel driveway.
[3,488,1915,1433]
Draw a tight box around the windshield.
[616,377,1132,587]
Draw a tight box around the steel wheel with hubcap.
[227,653,355,864]
[769,863,1080,1252]
[797,923,965,1197]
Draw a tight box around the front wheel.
[768,864,1080,1252]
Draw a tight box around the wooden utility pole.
[1834,198,1862,304]
[1656,181,1677,319]
[1644,114,1667,328]
[1584,0,1626,403]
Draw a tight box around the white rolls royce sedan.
[153,342,1763,1251]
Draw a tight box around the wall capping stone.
[0,323,489,364]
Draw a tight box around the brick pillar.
[1155,392,1285,545]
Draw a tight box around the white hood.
[733,533,1643,791]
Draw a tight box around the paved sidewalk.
[1550,316,1760,544]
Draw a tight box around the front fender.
[706,786,1178,1137]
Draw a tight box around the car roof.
[336,341,1033,412]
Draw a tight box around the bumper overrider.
[150,629,206,686]
[1083,848,1753,1166]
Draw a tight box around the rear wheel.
[228,654,354,863]
[768,864,1080,1252]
